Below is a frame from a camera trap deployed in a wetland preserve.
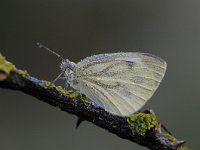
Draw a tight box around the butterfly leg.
[64,82,71,90]
[52,72,63,84]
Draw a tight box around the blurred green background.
[0,0,199,149]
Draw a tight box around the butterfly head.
[60,59,76,72]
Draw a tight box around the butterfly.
[37,43,167,116]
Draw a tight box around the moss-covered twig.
[0,53,188,150]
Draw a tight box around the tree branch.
[0,53,188,150]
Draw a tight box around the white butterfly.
[38,43,167,116]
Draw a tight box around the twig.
[0,53,187,150]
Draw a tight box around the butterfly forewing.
[73,52,167,116]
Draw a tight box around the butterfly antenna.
[37,42,65,61]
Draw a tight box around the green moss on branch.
[178,146,190,150]
[0,54,15,74]
[44,81,88,101]
[127,110,158,136]
[162,131,176,142]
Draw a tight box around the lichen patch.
[127,110,158,136]
[0,54,15,74]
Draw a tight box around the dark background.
[1,0,199,149]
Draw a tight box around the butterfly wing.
[73,52,167,116]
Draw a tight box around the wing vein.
[109,89,137,112]
[82,79,123,115]
[85,76,154,92]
